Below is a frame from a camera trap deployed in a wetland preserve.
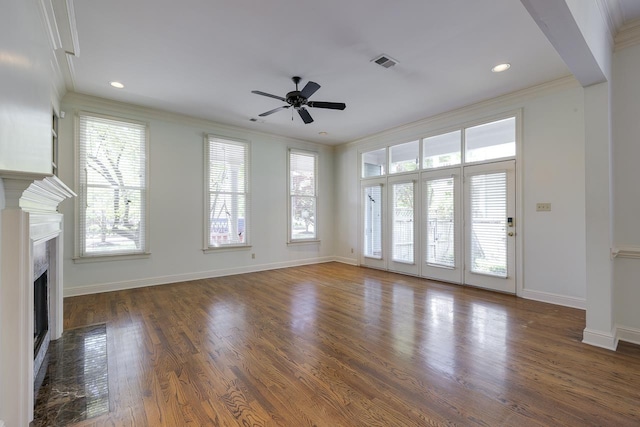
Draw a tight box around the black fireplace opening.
[34,271,48,356]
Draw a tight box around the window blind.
[207,137,249,247]
[78,114,147,256]
[289,150,317,241]
[364,185,382,258]
[469,172,507,277]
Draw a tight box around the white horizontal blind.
[78,114,147,256]
[391,182,414,263]
[208,137,249,247]
[364,185,382,258]
[469,172,507,277]
[289,150,317,241]
[425,177,455,268]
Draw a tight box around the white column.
[582,81,616,349]
[0,207,33,426]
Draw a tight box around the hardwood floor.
[62,263,640,426]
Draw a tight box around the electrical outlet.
[536,203,551,212]
[251,253,255,259]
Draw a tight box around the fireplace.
[32,239,52,377]
[34,271,48,357]
[0,175,75,426]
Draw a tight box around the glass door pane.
[422,170,462,284]
[426,177,455,268]
[364,185,383,259]
[391,182,414,263]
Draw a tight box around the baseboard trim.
[64,256,336,297]
[333,256,358,266]
[520,289,586,310]
[615,325,640,346]
[582,327,618,351]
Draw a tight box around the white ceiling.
[68,0,636,145]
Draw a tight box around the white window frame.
[204,135,251,251]
[288,148,319,243]
[74,111,150,261]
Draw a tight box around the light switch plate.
[536,202,551,212]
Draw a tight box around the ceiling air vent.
[372,54,398,68]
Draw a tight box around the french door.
[463,161,516,293]
[388,175,419,275]
[361,161,516,293]
[422,170,462,283]
[361,179,385,269]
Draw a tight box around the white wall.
[613,43,640,337]
[59,94,335,295]
[334,78,587,307]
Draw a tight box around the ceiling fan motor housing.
[286,91,306,108]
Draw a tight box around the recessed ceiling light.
[318,131,328,136]
[491,63,511,73]
[110,81,125,89]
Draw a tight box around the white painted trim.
[615,325,640,346]
[611,245,640,259]
[582,327,618,350]
[615,18,640,51]
[333,256,358,266]
[520,289,586,310]
[64,256,336,297]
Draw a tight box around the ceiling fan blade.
[258,105,290,117]
[307,101,346,110]
[300,81,321,99]
[298,107,314,124]
[251,90,286,102]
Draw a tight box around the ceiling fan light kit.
[252,76,346,124]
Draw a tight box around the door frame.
[463,160,516,293]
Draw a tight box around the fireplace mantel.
[0,173,75,426]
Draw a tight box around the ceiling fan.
[251,76,346,124]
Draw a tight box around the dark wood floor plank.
[61,262,640,426]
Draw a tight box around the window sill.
[73,252,151,263]
[287,240,320,246]
[203,245,252,254]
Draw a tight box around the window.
[361,148,386,177]
[77,113,148,257]
[390,140,419,174]
[423,130,461,169]
[465,117,515,163]
[289,149,318,241]
[206,136,249,248]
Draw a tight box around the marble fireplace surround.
[0,174,75,426]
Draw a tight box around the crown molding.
[615,18,640,51]
[599,0,624,40]
[598,0,622,47]
[38,0,78,91]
